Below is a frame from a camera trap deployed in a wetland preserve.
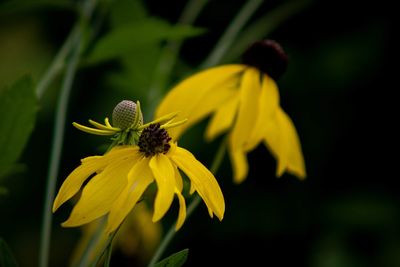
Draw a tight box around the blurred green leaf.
[154,249,189,267]
[0,238,18,267]
[109,0,148,26]
[224,0,312,62]
[106,43,161,95]
[86,18,205,64]
[0,76,36,180]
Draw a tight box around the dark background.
[0,0,397,266]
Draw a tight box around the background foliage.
[0,0,396,266]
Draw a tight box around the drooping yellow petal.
[230,67,261,151]
[62,152,140,227]
[53,156,103,212]
[106,157,154,234]
[174,189,186,230]
[53,147,139,212]
[189,182,196,195]
[149,154,176,222]
[170,145,225,220]
[155,64,246,140]
[188,81,237,131]
[263,108,306,179]
[205,94,239,142]
[245,74,280,151]
[228,143,249,184]
[173,165,183,192]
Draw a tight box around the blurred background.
[0,0,397,266]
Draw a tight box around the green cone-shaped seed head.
[112,100,143,129]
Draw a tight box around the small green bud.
[112,100,143,129]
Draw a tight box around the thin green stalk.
[74,219,106,267]
[89,227,120,267]
[38,30,82,267]
[146,0,209,117]
[147,138,227,267]
[39,1,97,266]
[223,0,312,62]
[35,25,78,99]
[103,241,113,267]
[201,0,264,68]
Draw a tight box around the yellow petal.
[228,142,249,184]
[53,147,138,212]
[52,156,103,212]
[170,145,225,220]
[230,67,261,151]
[245,74,280,151]
[278,109,306,179]
[205,94,239,142]
[207,207,214,218]
[263,108,306,179]
[189,182,196,195]
[174,165,183,192]
[62,152,140,227]
[149,154,176,222]
[106,157,154,234]
[174,189,187,230]
[155,64,246,140]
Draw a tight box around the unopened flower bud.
[112,100,143,129]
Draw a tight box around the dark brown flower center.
[242,39,288,81]
[138,123,172,157]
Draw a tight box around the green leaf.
[154,249,189,267]
[0,164,26,180]
[0,76,37,180]
[86,18,205,64]
[0,238,18,267]
[109,0,148,26]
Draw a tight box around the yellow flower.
[53,104,225,234]
[155,41,306,183]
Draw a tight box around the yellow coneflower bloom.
[155,40,306,183]
[53,101,225,234]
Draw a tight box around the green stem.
[103,241,113,267]
[75,218,106,267]
[147,138,227,267]
[38,30,82,267]
[35,25,78,99]
[38,1,97,267]
[145,0,209,118]
[89,227,120,267]
[201,0,264,68]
